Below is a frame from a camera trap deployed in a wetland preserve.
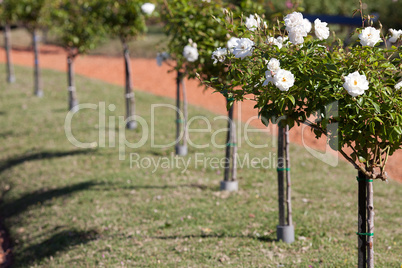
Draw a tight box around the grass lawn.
[0,64,401,267]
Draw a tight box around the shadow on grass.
[0,131,14,139]
[0,149,96,174]
[17,229,99,267]
[1,181,99,218]
[121,183,209,191]
[150,233,276,243]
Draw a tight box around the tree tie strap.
[356,177,373,182]
[176,119,185,123]
[125,92,134,98]
[356,232,374,236]
[226,97,235,101]
[277,168,290,171]
[226,143,237,147]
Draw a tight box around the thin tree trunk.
[32,29,43,97]
[181,78,188,147]
[67,53,78,111]
[175,71,182,152]
[4,24,15,83]
[123,41,136,129]
[277,126,285,226]
[357,170,367,268]
[367,179,374,268]
[224,100,234,181]
[284,125,292,226]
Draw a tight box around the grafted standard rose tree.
[211,8,401,266]
[51,0,106,111]
[3,0,50,96]
[161,0,248,189]
[102,1,155,129]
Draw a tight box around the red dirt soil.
[0,45,400,183]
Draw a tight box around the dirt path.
[0,45,400,182]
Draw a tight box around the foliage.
[161,0,225,80]
[209,9,402,180]
[101,0,149,43]
[2,0,50,31]
[50,0,107,55]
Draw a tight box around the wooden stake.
[367,179,374,268]
[284,125,292,226]
[181,78,188,147]
[357,170,367,268]
[277,126,285,226]
[32,29,43,97]
[224,101,234,181]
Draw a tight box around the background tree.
[0,0,15,83]
[50,0,106,110]
[161,0,244,187]
[102,1,154,129]
[3,0,50,97]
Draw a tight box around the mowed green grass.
[0,64,401,267]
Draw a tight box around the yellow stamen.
[354,80,358,85]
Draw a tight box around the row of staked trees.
[1,0,155,130]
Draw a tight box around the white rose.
[359,27,382,47]
[389,28,402,43]
[267,58,280,72]
[314,19,330,40]
[245,14,260,32]
[395,81,402,90]
[303,18,312,33]
[343,71,369,97]
[267,36,282,49]
[288,25,307,45]
[232,38,255,59]
[183,45,199,62]
[284,12,304,32]
[273,69,295,91]
[263,70,274,86]
[277,36,289,47]
[141,3,155,15]
[227,37,240,52]
[212,47,227,64]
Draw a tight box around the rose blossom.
[395,81,402,90]
[388,28,402,43]
[359,27,382,47]
[245,14,261,31]
[227,37,240,52]
[314,19,330,40]
[232,38,255,59]
[303,18,312,33]
[212,47,227,64]
[273,69,295,91]
[183,44,199,62]
[343,71,369,97]
[141,3,155,15]
[267,58,280,72]
[284,12,304,32]
[288,25,307,45]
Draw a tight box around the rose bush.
[210,10,401,181]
